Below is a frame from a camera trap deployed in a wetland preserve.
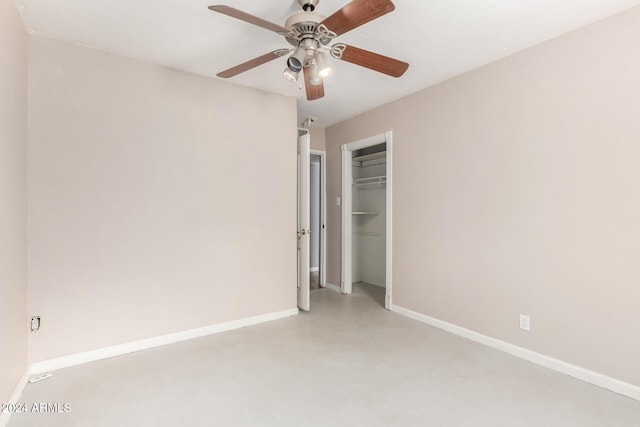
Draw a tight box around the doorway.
[309,151,326,290]
[341,131,393,309]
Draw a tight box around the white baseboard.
[0,368,30,427]
[359,280,386,289]
[325,283,343,293]
[391,305,640,402]
[30,308,299,375]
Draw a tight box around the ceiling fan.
[209,0,409,101]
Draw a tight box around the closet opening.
[341,131,393,309]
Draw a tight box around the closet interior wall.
[352,145,386,287]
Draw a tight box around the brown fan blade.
[335,44,408,77]
[208,5,289,34]
[303,67,325,101]
[319,0,395,36]
[217,50,289,78]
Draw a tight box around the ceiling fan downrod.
[298,0,319,12]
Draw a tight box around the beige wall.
[0,0,28,403]
[27,37,297,362]
[326,7,640,386]
[307,125,326,151]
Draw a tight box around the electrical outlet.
[336,196,341,206]
[519,314,530,331]
[31,316,41,332]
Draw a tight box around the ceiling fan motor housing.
[284,11,330,47]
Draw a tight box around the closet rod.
[354,181,386,187]
[353,175,386,183]
[353,176,386,187]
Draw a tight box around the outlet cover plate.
[519,314,531,331]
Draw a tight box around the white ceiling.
[17,0,640,127]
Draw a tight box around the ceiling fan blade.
[318,0,395,37]
[217,50,289,78]
[303,67,325,101]
[208,5,289,34]
[334,44,409,77]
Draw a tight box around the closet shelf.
[352,211,379,215]
[352,151,387,163]
[353,231,381,237]
[353,175,386,186]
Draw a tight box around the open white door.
[297,133,311,311]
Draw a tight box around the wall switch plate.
[31,316,41,332]
[336,197,341,206]
[519,314,530,331]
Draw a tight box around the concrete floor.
[9,283,640,426]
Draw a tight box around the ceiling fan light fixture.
[315,51,333,78]
[287,45,307,72]
[308,61,323,86]
[283,67,299,83]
